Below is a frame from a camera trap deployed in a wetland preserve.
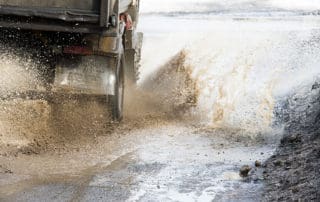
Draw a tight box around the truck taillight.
[120,13,133,30]
[63,46,93,55]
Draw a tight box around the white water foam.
[138,6,320,133]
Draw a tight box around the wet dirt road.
[0,117,276,201]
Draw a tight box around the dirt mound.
[263,80,320,201]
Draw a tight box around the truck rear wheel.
[108,56,125,121]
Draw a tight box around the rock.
[312,82,320,90]
[281,134,302,145]
[5,169,13,174]
[255,160,262,167]
[289,134,302,143]
[273,160,284,167]
[292,187,299,193]
[240,165,252,177]
[0,165,13,174]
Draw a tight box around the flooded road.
[1,0,320,201]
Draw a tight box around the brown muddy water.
[0,47,277,202]
[1,7,320,202]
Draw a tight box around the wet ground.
[0,116,277,201]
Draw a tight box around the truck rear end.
[0,0,143,121]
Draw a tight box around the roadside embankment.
[263,80,320,201]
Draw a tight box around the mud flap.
[124,31,143,83]
[53,55,117,95]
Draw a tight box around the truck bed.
[0,5,100,23]
[0,0,133,33]
[0,0,99,10]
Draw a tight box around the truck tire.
[125,49,140,85]
[108,55,124,121]
[124,32,143,86]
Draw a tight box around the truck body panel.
[0,0,100,11]
[0,0,134,33]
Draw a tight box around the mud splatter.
[141,50,199,115]
[0,53,43,94]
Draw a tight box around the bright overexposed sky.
[140,0,320,13]
[268,0,320,10]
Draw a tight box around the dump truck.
[0,0,143,121]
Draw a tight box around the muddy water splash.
[141,51,199,115]
[0,52,43,94]
[139,15,320,135]
[0,47,48,150]
[182,34,279,133]
[0,48,112,154]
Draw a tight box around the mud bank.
[263,80,320,201]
